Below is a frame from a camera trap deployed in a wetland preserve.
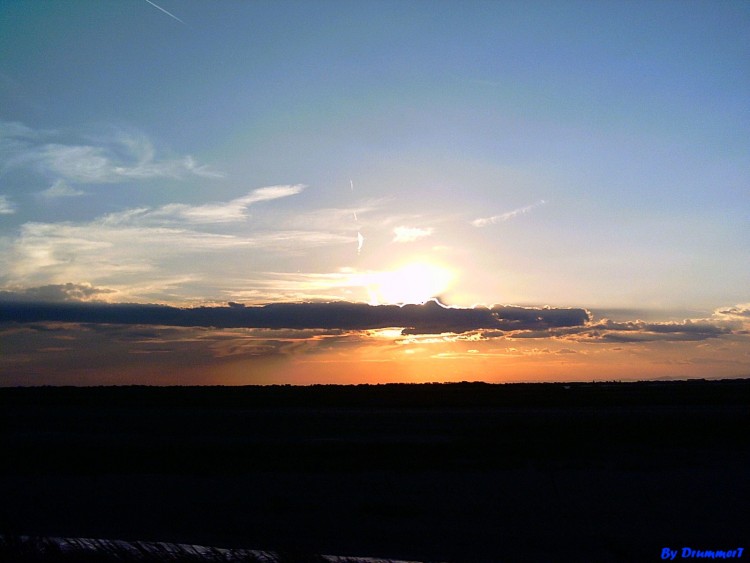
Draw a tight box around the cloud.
[4,220,253,287]
[0,283,115,303]
[0,120,223,185]
[0,195,16,214]
[0,185,347,299]
[37,179,85,199]
[35,144,114,183]
[0,119,45,144]
[715,304,750,319]
[545,318,737,343]
[0,319,364,386]
[601,319,734,341]
[34,139,222,183]
[471,200,546,227]
[392,226,434,243]
[97,185,305,225]
[147,185,306,224]
[0,298,591,336]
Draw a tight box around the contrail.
[144,0,186,25]
[471,199,547,227]
[350,179,364,255]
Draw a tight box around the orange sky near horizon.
[2,315,748,386]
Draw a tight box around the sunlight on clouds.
[6,221,246,288]
[231,262,455,306]
[359,261,454,305]
[714,303,750,326]
[398,331,485,345]
[392,226,434,243]
[2,184,324,299]
[229,269,370,304]
[367,328,405,340]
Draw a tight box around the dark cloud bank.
[0,299,590,335]
[0,283,115,303]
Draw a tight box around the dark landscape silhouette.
[1,380,748,562]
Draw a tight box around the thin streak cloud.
[471,200,547,227]
[144,0,186,25]
[350,179,364,256]
[150,185,306,224]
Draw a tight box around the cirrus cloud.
[0,184,349,300]
[0,194,16,214]
[37,179,85,199]
[1,120,223,185]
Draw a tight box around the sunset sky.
[1,0,748,385]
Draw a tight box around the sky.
[0,0,748,385]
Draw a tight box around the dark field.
[1,380,748,562]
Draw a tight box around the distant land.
[1,380,748,562]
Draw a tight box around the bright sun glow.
[363,262,454,305]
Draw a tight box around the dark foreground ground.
[1,380,748,562]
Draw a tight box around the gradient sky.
[1,0,748,385]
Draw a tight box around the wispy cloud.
[37,180,85,199]
[471,200,546,227]
[101,185,307,225]
[3,222,348,297]
[5,220,251,286]
[0,195,15,214]
[0,120,223,185]
[0,119,42,142]
[0,185,350,300]
[164,185,305,223]
[34,139,222,183]
[392,226,434,243]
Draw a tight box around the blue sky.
[1,0,748,384]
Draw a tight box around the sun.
[364,261,454,305]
